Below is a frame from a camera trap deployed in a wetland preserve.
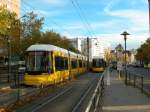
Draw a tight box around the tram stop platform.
[103,69,150,112]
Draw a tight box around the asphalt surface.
[103,70,150,112]
[15,72,101,112]
[127,67,150,78]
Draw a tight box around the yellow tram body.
[91,58,106,73]
[92,67,104,72]
[24,44,87,86]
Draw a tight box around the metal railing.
[120,70,150,95]
[85,72,105,112]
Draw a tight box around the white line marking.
[71,80,95,112]
[103,105,150,111]
[107,69,110,86]
[32,87,72,112]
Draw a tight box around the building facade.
[70,37,111,62]
[89,38,111,61]
[0,0,20,17]
[69,38,83,52]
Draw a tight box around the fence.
[120,70,150,95]
[85,72,105,112]
[0,65,24,86]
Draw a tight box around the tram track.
[71,77,97,112]
[32,87,73,112]
[33,73,100,112]
[11,73,101,112]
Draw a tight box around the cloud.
[43,0,66,6]
[104,0,149,34]
[33,10,62,17]
[95,33,149,49]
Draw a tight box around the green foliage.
[21,30,78,56]
[0,6,17,35]
[21,11,44,38]
[19,11,78,56]
[0,7,78,59]
[136,38,150,62]
[0,5,20,57]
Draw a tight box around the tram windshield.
[92,59,104,68]
[26,51,50,73]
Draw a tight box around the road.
[15,72,101,112]
[127,66,150,78]
[126,67,150,93]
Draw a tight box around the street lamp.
[121,31,130,85]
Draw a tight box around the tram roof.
[69,51,77,57]
[26,44,69,53]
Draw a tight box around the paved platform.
[103,69,150,112]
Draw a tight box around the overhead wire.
[73,0,98,39]
[70,0,94,38]
[20,0,78,37]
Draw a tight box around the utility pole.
[87,37,90,72]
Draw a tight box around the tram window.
[55,57,69,71]
[71,60,77,69]
[50,52,54,73]
[64,58,68,69]
[55,57,63,70]
[83,61,86,67]
[26,51,50,73]
[79,60,82,67]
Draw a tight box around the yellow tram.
[91,58,106,72]
[24,44,87,86]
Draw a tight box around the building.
[70,37,111,62]
[0,0,20,17]
[69,38,83,52]
[89,38,111,61]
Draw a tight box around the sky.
[21,0,149,49]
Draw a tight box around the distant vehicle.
[135,64,143,68]
[91,58,106,72]
[111,61,117,69]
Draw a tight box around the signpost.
[117,61,123,79]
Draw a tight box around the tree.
[104,48,112,64]
[40,31,77,52]
[21,11,44,38]
[0,5,19,58]
[20,12,44,57]
[0,6,17,35]
[0,9,79,59]
[136,38,150,64]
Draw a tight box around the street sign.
[117,61,123,71]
